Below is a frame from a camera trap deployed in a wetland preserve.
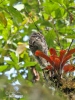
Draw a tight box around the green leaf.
[0,12,7,27]
[2,28,9,40]
[24,62,37,67]
[0,65,7,72]
[56,20,65,28]
[10,52,18,63]
[27,69,33,81]
[65,35,75,39]
[45,30,56,47]
[6,60,15,65]
[24,51,30,62]
[55,8,64,18]
[7,6,23,26]
[63,0,69,6]
[52,0,63,4]
[59,26,74,35]
[43,1,60,14]
[6,60,19,69]
[10,0,20,6]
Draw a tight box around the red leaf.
[54,57,60,69]
[63,64,75,73]
[61,55,71,67]
[61,48,75,68]
[65,48,75,57]
[59,50,66,61]
[35,50,54,66]
[49,48,57,55]
[50,55,57,61]
[44,65,53,70]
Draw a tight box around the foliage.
[0,0,75,99]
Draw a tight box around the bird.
[29,32,48,69]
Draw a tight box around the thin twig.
[67,39,74,52]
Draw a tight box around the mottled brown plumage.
[29,32,48,69]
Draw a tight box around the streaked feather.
[29,32,48,69]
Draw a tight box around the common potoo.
[29,32,48,69]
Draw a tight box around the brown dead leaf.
[16,43,26,55]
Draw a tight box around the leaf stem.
[67,39,74,52]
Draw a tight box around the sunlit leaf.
[2,28,9,40]
[55,8,64,18]
[63,0,69,6]
[0,12,7,27]
[45,30,56,47]
[43,1,60,14]
[65,35,75,39]
[24,62,37,67]
[7,6,23,26]
[52,0,63,4]
[10,52,18,63]
[0,65,7,72]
